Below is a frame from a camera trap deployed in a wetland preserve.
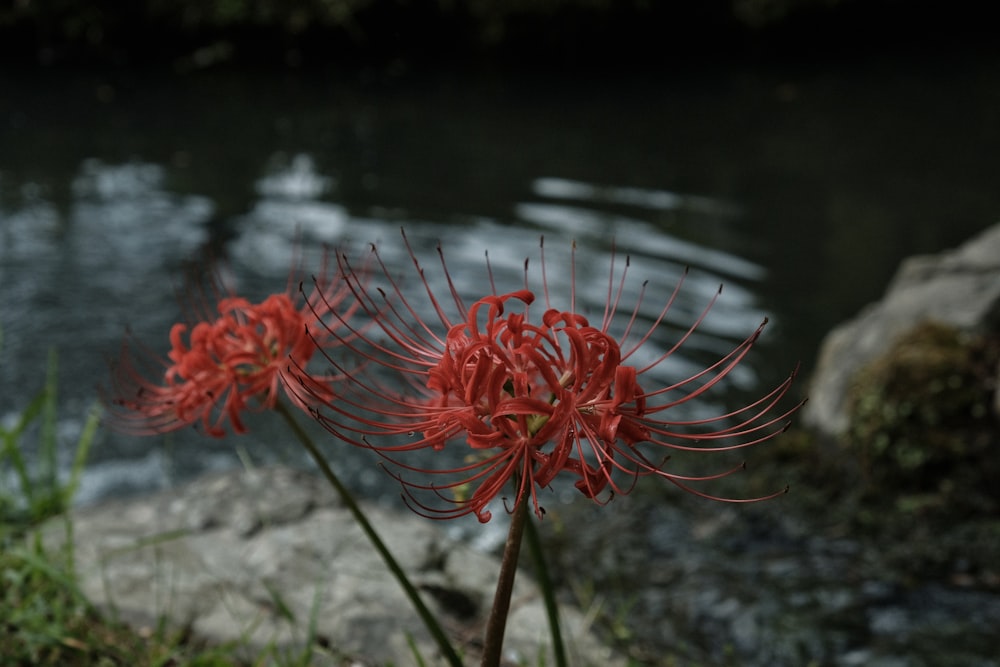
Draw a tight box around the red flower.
[108,261,358,437]
[293,231,802,522]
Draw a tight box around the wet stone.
[40,465,624,667]
[805,221,1000,437]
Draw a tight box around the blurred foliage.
[0,0,952,68]
[0,0,650,66]
[844,320,1000,518]
[3,0,996,69]
[731,0,844,27]
[142,0,378,31]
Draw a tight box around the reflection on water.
[2,57,1000,506]
[529,177,762,280]
[2,154,776,507]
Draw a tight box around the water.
[3,54,1000,665]
[4,56,999,503]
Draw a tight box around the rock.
[41,465,622,666]
[803,222,1000,438]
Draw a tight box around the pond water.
[3,53,1000,665]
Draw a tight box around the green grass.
[0,348,98,537]
[1,531,243,666]
[0,332,242,666]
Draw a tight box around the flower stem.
[275,401,462,667]
[523,513,567,667]
[480,487,530,667]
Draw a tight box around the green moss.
[844,320,999,516]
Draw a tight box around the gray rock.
[41,465,622,666]
[803,222,1000,438]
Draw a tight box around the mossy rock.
[844,320,999,518]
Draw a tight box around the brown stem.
[480,488,531,667]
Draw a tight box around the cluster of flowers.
[108,230,800,523]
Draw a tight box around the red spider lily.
[107,259,360,437]
[291,231,802,522]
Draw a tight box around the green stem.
[480,487,530,667]
[275,401,462,667]
[523,513,567,667]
